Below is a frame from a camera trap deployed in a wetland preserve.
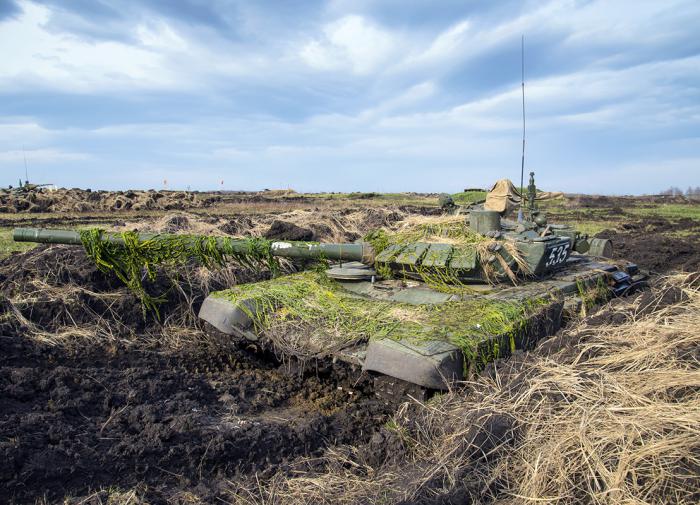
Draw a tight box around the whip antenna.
[518,35,526,222]
[23,145,28,183]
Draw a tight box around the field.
[1,189,699,504]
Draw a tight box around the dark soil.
[0,245,269,336]
[564,194,691,208]
[595,217,700,273]
[0,188,224,214]
[264,220,315,241]
[0,334,386,504]
[1,196,698,504]
[546,204,700,273]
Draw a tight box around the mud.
[564,193,691,208]
[595,218,700,273]
[0,334,386,503]
[0,245,264,336]
[1,195,699,503]
[264,220,315,241]
[545,201,700,273]
[0,187,439,216]
[0,243,391,504]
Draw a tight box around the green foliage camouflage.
[363,217,522,288]
[212,271,547,367]
[79,228,279,315]
[363,218,486,251]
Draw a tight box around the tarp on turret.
[485,179,564,214]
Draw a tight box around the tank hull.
[199,256,646,391]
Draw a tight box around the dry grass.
[377,214,528,284]
[226,273,700,504]
[117,207,406,244]
[494,275,700,505]
[4,279,132,346]
[52,485,153,505]
[1,250,262,350]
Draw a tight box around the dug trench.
[0,246,390,504]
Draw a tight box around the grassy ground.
[2,191,699,504]
[627,202,700,220]
[263,191,439,207]
[540,197,700,235]
[0,228,35,258]
[451,190,487,205]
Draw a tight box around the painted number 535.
[545,243,570,267]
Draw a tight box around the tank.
[3,180,54,194]
[12,179,647,398]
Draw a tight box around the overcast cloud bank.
[0,0,698,193]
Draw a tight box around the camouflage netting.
[485,178,564,215]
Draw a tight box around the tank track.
[373,375,428,404]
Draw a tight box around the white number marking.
[545,242,570,267]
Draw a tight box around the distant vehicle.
[3,179,54,194]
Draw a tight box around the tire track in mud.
[0,335,389,503]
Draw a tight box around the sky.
[0,0,698,194]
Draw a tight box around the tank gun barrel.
[13,221,609,284]
[12,228,373,263]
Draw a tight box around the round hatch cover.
[327,261,377,281]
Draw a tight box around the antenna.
[518,35,526,222]
[22,145,28,183]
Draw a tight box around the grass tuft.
[80,228,278,316]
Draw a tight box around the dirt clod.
[264,220,314,241]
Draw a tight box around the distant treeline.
[660,186,700,197]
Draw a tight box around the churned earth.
[0,228,389,503]
[0,331,387,503]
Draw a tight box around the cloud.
[556,157,700,195]
[0,1,281,94]
[300,15,401,74]
[0,0,20,20]
[0,2,180,92]
[0,147,89,163]
[0,119,58,145]
[0,0,697,194]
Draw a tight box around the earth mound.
[0,188,222,213]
